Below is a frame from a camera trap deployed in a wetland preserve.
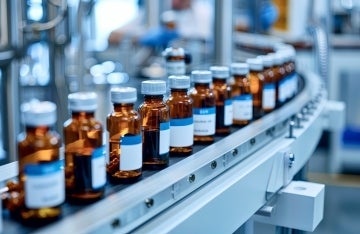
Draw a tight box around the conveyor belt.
[1,71,326,234]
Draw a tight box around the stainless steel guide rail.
[1,71,326,234]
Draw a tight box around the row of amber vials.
[7,94,108,225]
[8,48,297,225]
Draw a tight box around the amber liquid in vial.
[107,101,142,183]
[231,63,253,126]
[64,112,105,202]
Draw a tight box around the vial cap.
[257,55,274,67]
[68,92,97,112]
[191,70,212,83]
[141,80,167,95]
[246,58,263,71]
[168,75,190,89]
[230,63,249,75]
[111,87,137,103]
[270,52,285,65]
[210,66,230,79]
[278,49,294,62]
[21,100,57,126]
[162,47,185,57]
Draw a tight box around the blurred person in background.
[107,0,213,48]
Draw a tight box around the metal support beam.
[213,0,233,66]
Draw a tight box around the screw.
[232,148,238,157]
[301,108,309,120]
[145,198,154,208]
[288,153,295,168]
[111,218,121,229]
[295,113,303,128]
[188,174,196,183]
[250,138,256,145]
[288,121,295,138]
[211,161,217,169]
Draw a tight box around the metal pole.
[145,0,160,29]
[213,0,233,66]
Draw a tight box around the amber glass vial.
[17,101,64,225]
[230,63,253,126]
[246,58,265,119]
[288,48,297,99]
[166,75,194,156]
[64,92,106,203]
[163,47,186,76]
[106,87,142,183]
[138,80,170,169]
[190,70,216,144]
[258,55,276,113]
[271,52,286,107]
[210,66,232,135]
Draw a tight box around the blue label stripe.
[193,107,216,115]
[233,94,252,101]
[25,160,64,175]
[225,99,232,106]
[160,121,170,131]
[170,117,193,126]
[121,134,142,145]
[92,146,105,159]
[264,84,275,90]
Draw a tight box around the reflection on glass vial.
[138,80,170,169]
[166,75,194,156]
[230,63,253,126]
[64,92,106,203]
[210,66,232,135]
[190,70,216,144]
[17,101,64,225]
[106,87,142,183]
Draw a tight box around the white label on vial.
[91,147,106,189]
[193,107,216,136]
[166,61,186,76]
[233,94,253,120]
[262,84,276,109]
[279,79,286,103]
[160,122,170,154]
[224,99,233,126]
[170,117,194,147]
[25,160,65,208]
[120,134,142,170]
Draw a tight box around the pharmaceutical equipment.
[0,67,330,233]
[0,0,346,233]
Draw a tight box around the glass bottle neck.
[25,125,51,136]
[194,83,210,88]
[71,111,95,119]
[113,103,135,111]
[144,95,164,101]
[212,78,227,85]
[233,74,248,82]
[170,88,188,94]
